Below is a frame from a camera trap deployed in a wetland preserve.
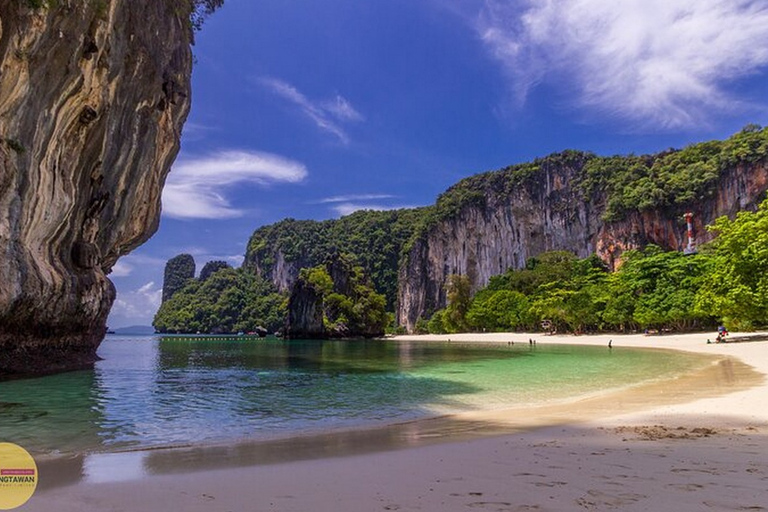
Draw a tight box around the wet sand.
[23,332,768,511]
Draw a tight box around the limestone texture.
[0,2,192,376]
[396,160,768,331]
[285,277,325,340]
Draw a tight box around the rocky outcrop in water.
[162,254,196,303]
[0,2,192,376]
[285,254,387,339]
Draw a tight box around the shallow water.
[0,335,710,455]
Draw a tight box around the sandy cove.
[23,332,768,511]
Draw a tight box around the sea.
[0,334,710,456]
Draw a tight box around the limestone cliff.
[285,277,325,340]
[0,2,192,376]
[397,157,768,331]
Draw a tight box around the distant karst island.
[155,126,768,340]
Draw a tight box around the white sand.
[23,331,768,511]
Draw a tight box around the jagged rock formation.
[396,158,768,330]
[162,254,196,303]
[0,2,192,376]
[285,277,326,339]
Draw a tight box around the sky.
[107,0,768,328]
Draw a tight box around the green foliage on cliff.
[296,256,388,337]
[420,150,593,232]
[246,208,428,310]
[582,125,768,221]
[161,253,195,303]
[154,266,286,334]
[428,248,719,334]
[422,125,768,227]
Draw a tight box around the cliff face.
[0,2,192,376]
[397,160,768,331]
[285,277,325,339]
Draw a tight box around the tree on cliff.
[162,254,196,303]
[286,254,388,338]
[696,199,768,330]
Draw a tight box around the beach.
[23,332,768,511]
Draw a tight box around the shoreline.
[26,331,768,511]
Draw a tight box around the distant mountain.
[111,325,156,335]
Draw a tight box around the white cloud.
[260,77,363,143]
[332,203,409,217]
[317,193,396,204]
[323,95,365,122]
[110,281,162,326]
[477,0,768,128]
[173,247,245,269]
[181,121,217,142]
[111,260,133,277]
[163,150,308,219]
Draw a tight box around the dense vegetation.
[424,247,715,334]
[246,208,428,310]
[161,253,195,303]
[425,200,768,334]
[581,124,768,221]
[696,198,768,330]
[294,254,388,337]
[154,265,286,334]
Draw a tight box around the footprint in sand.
[666,483,704,492]
[671,467,721,475]
[466,502,514,511]
[575,490,647,509]
[533,481,567,488]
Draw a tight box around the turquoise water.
[0,335,706,455]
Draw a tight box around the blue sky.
[107,0,768,328]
